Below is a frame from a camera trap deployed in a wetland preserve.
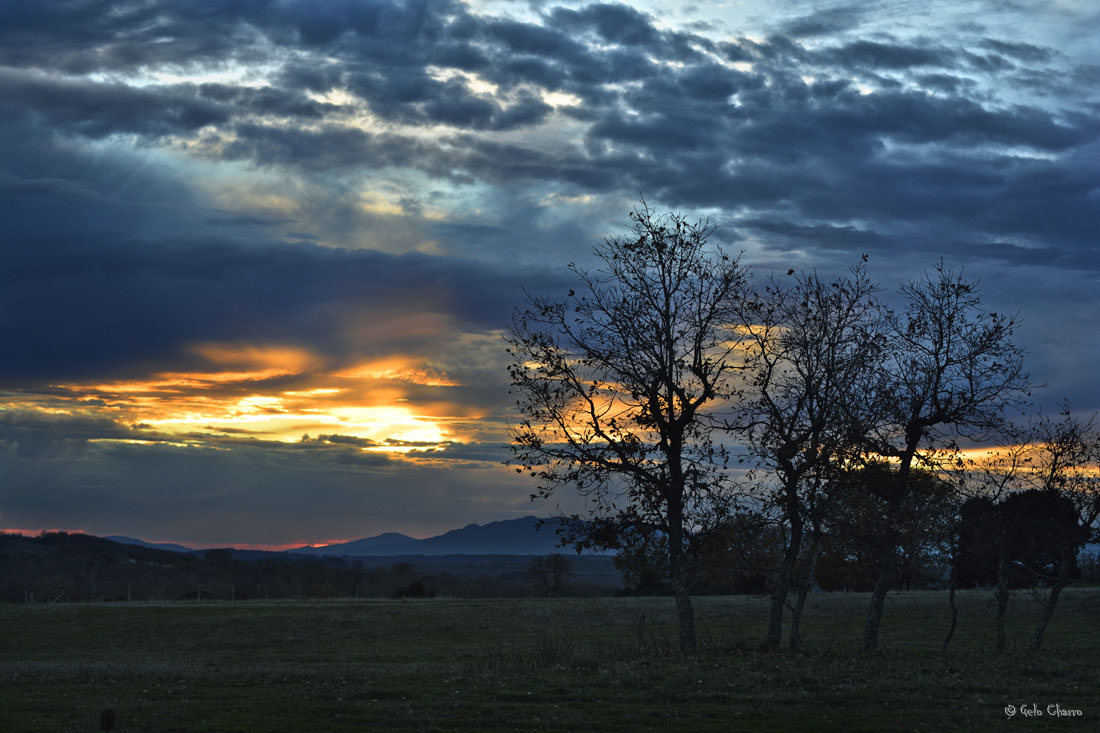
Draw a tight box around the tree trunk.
[788,532,818,651]
[765,572,789,649]
[668,551,696,654]
[789,580,810,651]
[766,513,803,648]
[1031,551,1071,651]
[1030,581,1065,651]
[862,568,891,652]
[942,546,959,652]
[666,500,697,655]
[995,551,1010,653]
[673,581,696,654]
[863,459,909,652]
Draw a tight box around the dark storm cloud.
[0,0,689,135]
[0,70,346,141]
[307,434,380,448]
[196,83,340,120]
[779,5,869,38]
[914,73,978,95]
[216,123,477,180]
[487,17,589,59]
[549,3,659,46]
[0,118,559,386]
[739,219,891,254]
[3,1,1096,272]
[0,0,473,76]
[980,38,1053,64]
[822,40,954,70]
[0,69,230,138]
[0,0,260,74]
[0,411,172,459]
[344,70,551,130]
[0,227,544,383]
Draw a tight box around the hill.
[104,535,197,553]
[290,515,585,557]
[0,528,621,603]
[290,531,418,556]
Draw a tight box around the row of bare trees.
[506,204,1098,654]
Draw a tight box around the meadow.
[2,588,1098,731]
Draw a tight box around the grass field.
[2,588,1098,731]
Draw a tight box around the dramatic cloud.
[1,0,1097,544]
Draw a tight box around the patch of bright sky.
[458,0,542,22]
[88,56,282,89]
[140,401,449,447]
[424,66,500,97]
[540,90,584,108]
[489,108,589,154]
[160,147,442,253]
[75,134,299,228]
[304,88,360,107]
[199,173,307,225]
[64,380,453,450]
[33,336,492,453]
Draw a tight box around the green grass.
[2,589,1098,731]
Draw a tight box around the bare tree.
[527,554,574,597]
[943,432,1029,652]
[948,409,1097,652]
[506,204,749,654]
[734,264,883,648]
[1023,406,1098,650]
[858,263,1030,652]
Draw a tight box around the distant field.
[2,588,1098,731]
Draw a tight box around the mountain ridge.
[104,536,199,553]
[102,516,591,557]
[290,515,584,556]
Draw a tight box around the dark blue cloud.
[2,2,1096,275]
[823,40,954,70]
[0,226,551,383]
[779,5,869,38]
[0,69,230,138]
[549,3,659,46]
[0,119,568,384]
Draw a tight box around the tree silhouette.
[1019,407,1098,649]
[952,408,1097,650]
[818,464,956,593]
[507,203,749,654]
[942,430,1030,650]
[732,264,883,648]
[527,554,574,596]
[857,263,1029,651]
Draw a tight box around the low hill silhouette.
[291,515,584,557]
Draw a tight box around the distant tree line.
[0,533,598,603]
[508,203,1100,654]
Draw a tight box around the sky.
[1,0,1098,548]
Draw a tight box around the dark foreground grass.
[2,588,1098,731]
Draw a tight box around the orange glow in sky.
[25,343,480,453]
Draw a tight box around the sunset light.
[2,2,1097,726]
[0,0,1095,553]
[21,344,470,454]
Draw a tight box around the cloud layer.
[1,0,1097,543]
